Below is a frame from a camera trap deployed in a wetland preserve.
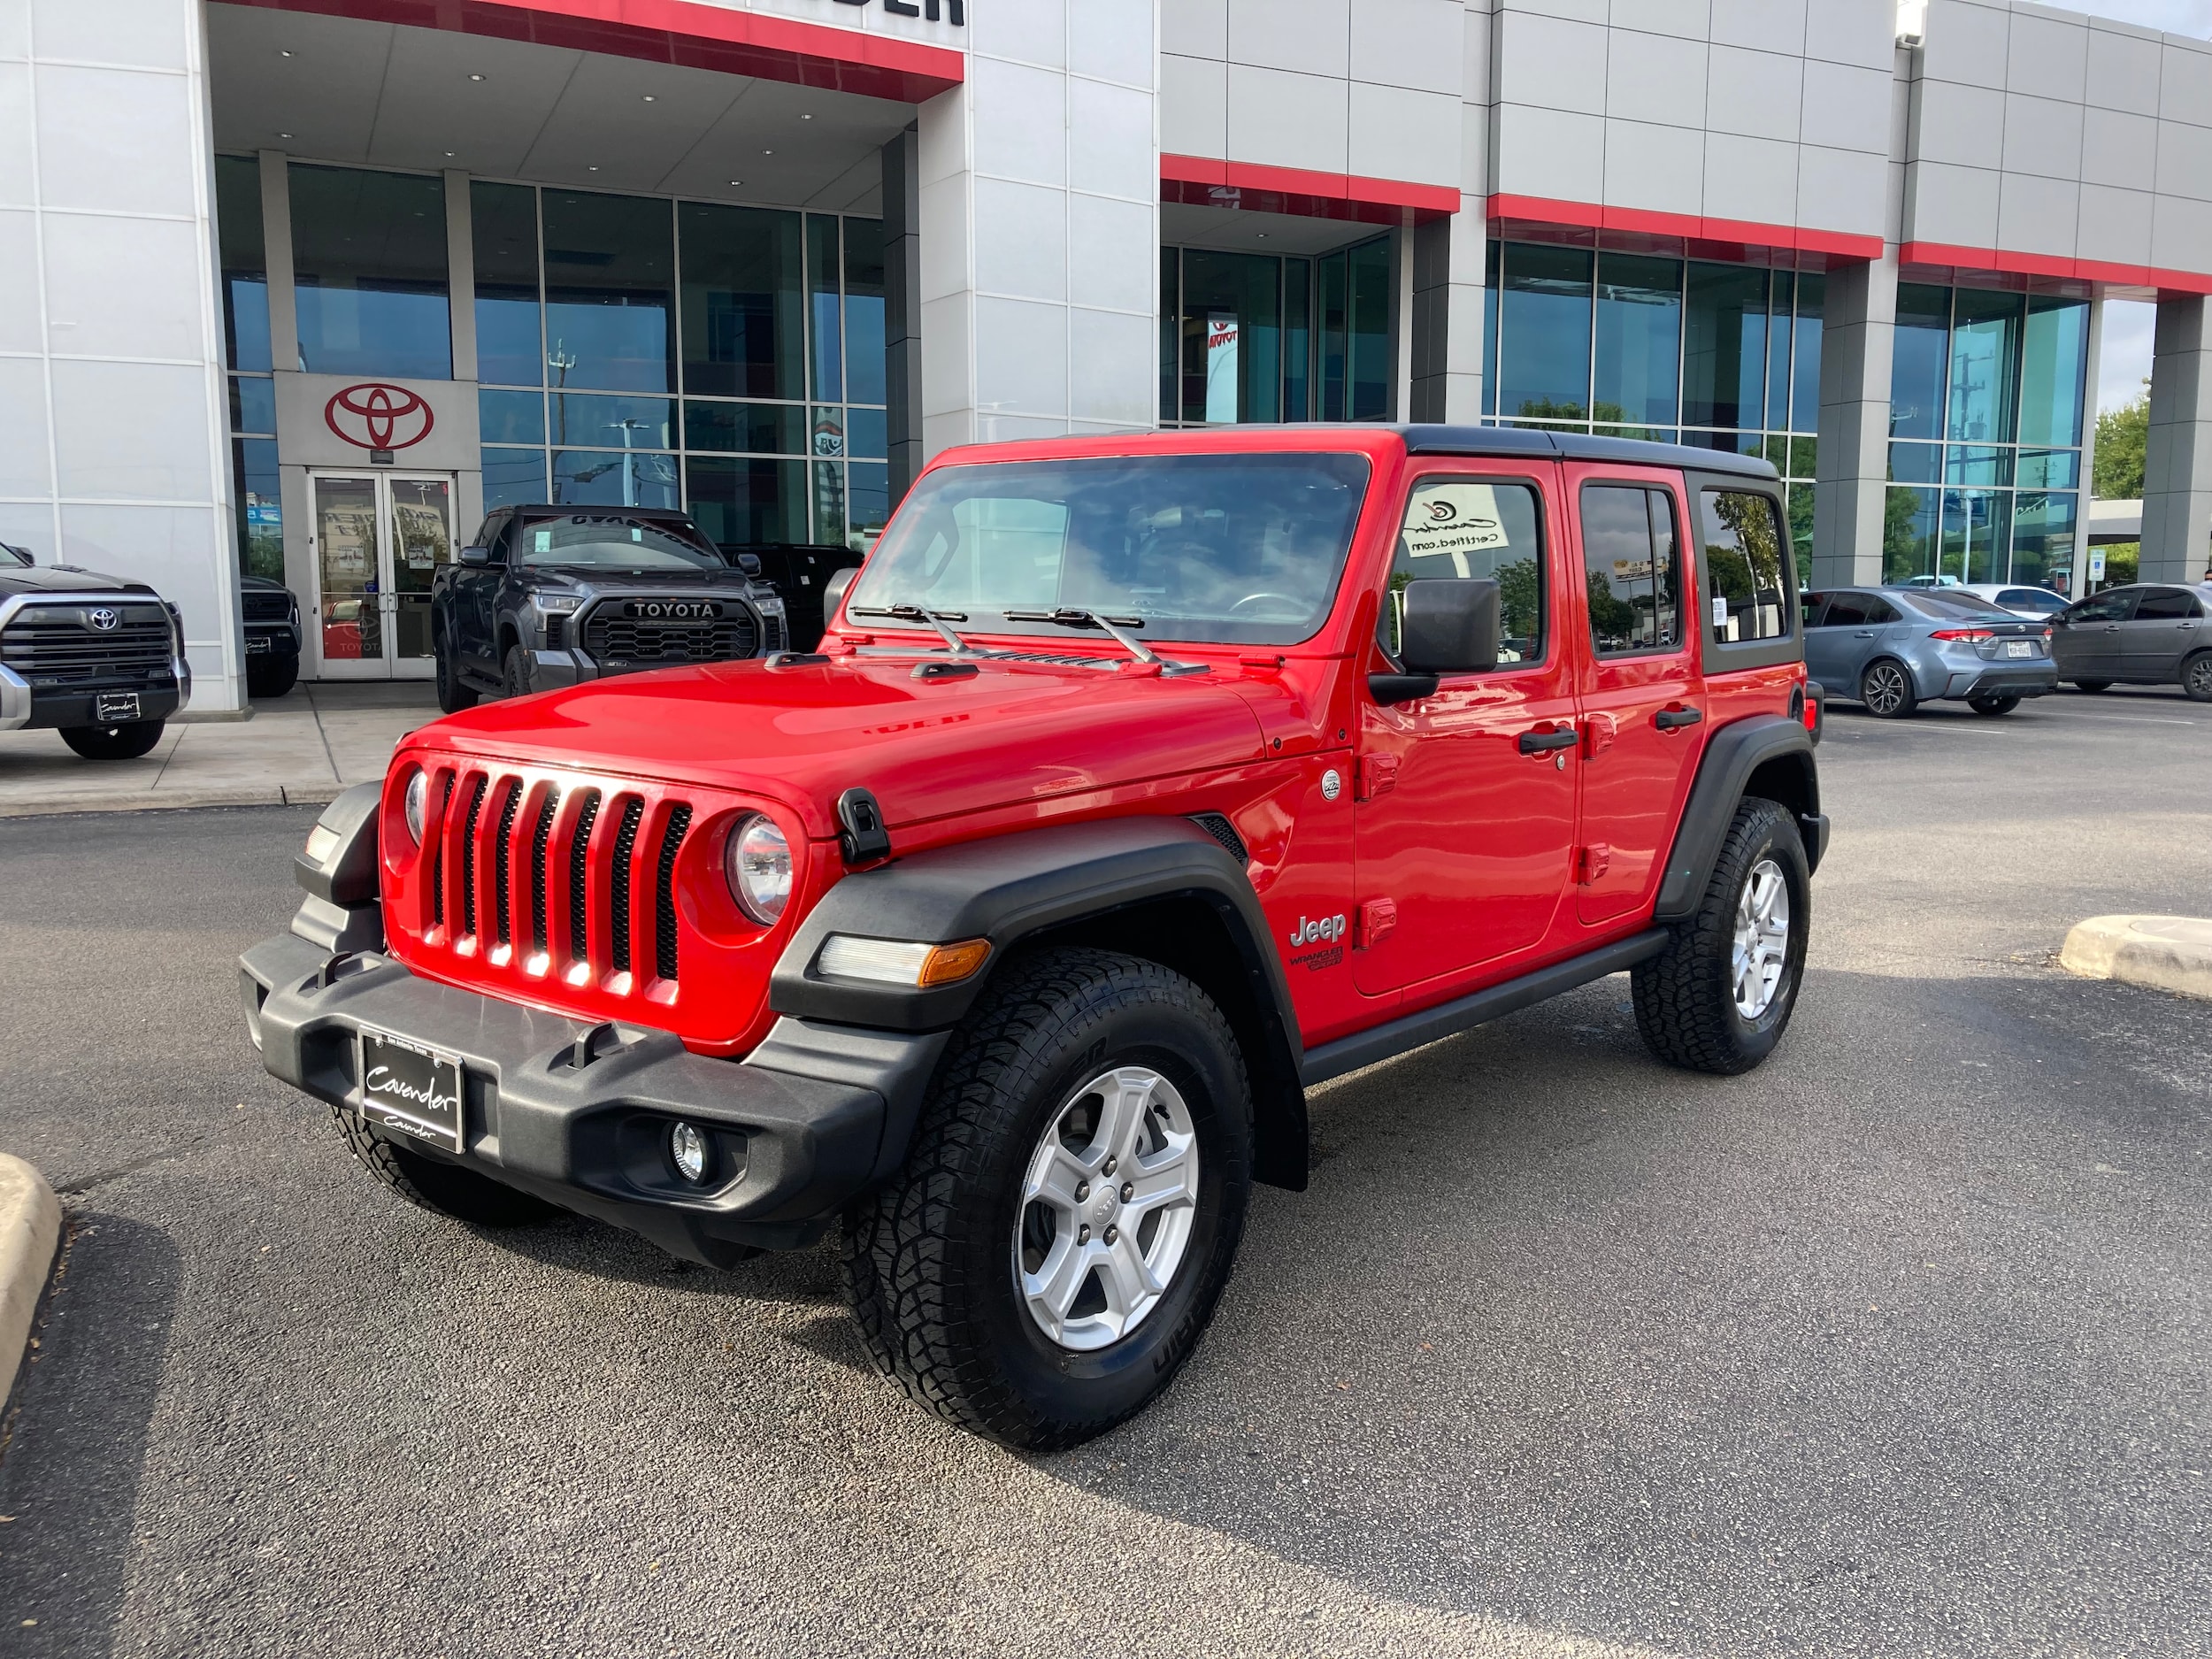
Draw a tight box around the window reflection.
[216,156,270,373]
[686,456,806,544]
[1594,254,1681,433]
[1498,244,1591,420]
[679,202,802,399]
[543,191,673,394]
[290,165,450,380]
[472,180,542,388]
[1947,289,2023,444]
[843,219,887,406]
[553,449,680,510]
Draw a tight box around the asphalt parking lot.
[2,685,2208,1658]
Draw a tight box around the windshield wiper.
[849,604,973,654]
[1001,607,1157,664]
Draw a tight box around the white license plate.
[246,634,272,654]
[2005,641,2034,658]
[357,1027,465,1153]
[94,691,140,721]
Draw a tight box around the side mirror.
[821,564,859,626]
[458,544,491,567]
[1401,577,1501,674]
[734,551,764,576]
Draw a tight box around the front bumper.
[244,624,299,657]
[241,931,941,1262]
[0,666,185,732]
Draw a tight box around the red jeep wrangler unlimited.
[242,426,1826,1448]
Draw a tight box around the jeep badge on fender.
[244,423,1826,1454]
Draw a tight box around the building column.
[2072,296,2105,600]
[1409,199,1487,424]
[881,127,925,503]
[1811,246,1900,588]
[2140,295,2212,587]
[915,5,1157,457]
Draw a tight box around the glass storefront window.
[552,448,680,510]
[1947,288,2022,445]
[845,405,887,459]
[686,456,807,545]
[2017,449,2080,489]
[216,156,269,374]
[1790,273,1824,433]
[1945,444,2014,488]
[808,215,842,402]
[1941,487,2013,583]
[1683,264,1767,431]
[544,191,674,394]
[1481,240,1501,417]
[228,375,275,436]
[1181,250,1281,424]
[849,461,891,549]
[678,201,800,400]
[1594,253,1681,431]
[290,165,450,380]
[1888,441,1941,484]
[683,400,805,456]
[813,459,846,546]
[1282,257,1311,422]
[1884,485,1939,582]
[1890,284,1951,440]
[2011,490,2078,588]
[233,437,282,580]
[479,388,545,446]
[2020,296,2089,449]
[844,218,887,407]
[1767,273,1794,438]
[552,392,673,451]
[1498,243,1590,421]
[472,180,542,388]
[481,448,548,510]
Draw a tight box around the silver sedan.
[1802,587,2057,718]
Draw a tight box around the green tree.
[2093,386,2147,500]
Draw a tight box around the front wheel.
[1632,796,1810,1076]
[434,641,478,714]
[503,643,534,701]
[1968,694,2020,716]
[60,719,165,760]
[2182,651,2212,703]
[842,948,1254,1450]
[333,1109,558,1227]
[1860,658,1917,718]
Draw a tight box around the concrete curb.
[0,784,342,819]
[2060,914,2212,1002]
[0,1155,61,1405]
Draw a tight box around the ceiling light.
[801,113,813,120]
[278,132,292,139]
[280,49,293,58]
[588,165,599,172]
[444,150,455,157]
[642,95,656,102]
[727,180,743,187]
[468,73,485,81]
[764,149,774,155]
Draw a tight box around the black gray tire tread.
[333,1106,557,1227]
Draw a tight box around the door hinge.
[1582,711,1617,757]
[1575,843,1612,885]
[1357,753,1400,801]
[1356,896,1397,949]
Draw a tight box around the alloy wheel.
[1013,1065,1201,1352]
[2186,655,2212,701]
[1732,857,1792,1020]
[1863,663,1907,716]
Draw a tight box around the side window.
[1802,592,1829,628]
[1579,484,1681,656]
[1383,477,1546,665]
[485,514,515,564]
[2136,588,2196,620]
[1699,488,1790,644]
[2070,590,2138,623]
[1822,594,1870,628]
[1862,595,1900,625]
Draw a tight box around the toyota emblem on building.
[325,382,435,452]
[88,606,119,631]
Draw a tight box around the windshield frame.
[843,450,1378,650]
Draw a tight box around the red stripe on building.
[1899,240,2212,299]
[1489,194,1884,265]
[1161,154,1458,226]
[227,0,965,103]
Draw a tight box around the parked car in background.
[431,506,788,713]
[241,573,301,698]
[734,543,864,652]
[2052,583,2212,701]
[1,540,190,758]
[1956,581,2070,619]
[1803,586,2056,718]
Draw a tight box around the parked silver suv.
[1803,586,2056,718]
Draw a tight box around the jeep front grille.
[0,606,175,687]
[419,765,696,991]
[581,610,758,667]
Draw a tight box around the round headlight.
[403,770,427,846]
[724,814,791,925]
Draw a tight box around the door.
[1353,466,1581,997]
[1568,473,1705,926]
[1803,590,1878,688]
[2122,587,2203,681]
[2055,588,2138,680]
[309,471,457,679]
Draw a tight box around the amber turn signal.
[917,938,992,987]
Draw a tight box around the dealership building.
[4,0,2212,713]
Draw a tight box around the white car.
[1955,581,2070,618]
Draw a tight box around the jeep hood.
[409,655,1273,840]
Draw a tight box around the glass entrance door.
[310,472,456,678]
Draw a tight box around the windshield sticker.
[534,529,551,553]
[1402,483,1510,577]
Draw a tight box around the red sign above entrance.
[325,382,434,452]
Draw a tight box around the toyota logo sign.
[88,606,119,631]
[324,382,434,452]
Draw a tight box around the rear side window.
[1863,595,1900,624]
[2136,588,2200,620]
[2000,587,2066,614]
[1579,485,1680,656]
[1384,477,1547,665]
[1698,489,1789,645]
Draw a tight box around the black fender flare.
[768,817,1310,1190]
[1653,715,1826,923]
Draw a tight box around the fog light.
[670,1121,710,1184]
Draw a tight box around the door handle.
[1854,630,1874,638]
[1517,726,1578,756]
[1654,705,1703,731]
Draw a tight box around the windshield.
[1897,588,2014,618]
[516,515,725,571]
[846,453,1373,646]
[1,542,30,568]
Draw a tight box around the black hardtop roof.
[1395,424,1781,481]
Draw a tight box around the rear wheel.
[1967,694,2020,716]
[60,719,165,760]
[1860,658,1917,718]
[2182,651,2212,703]
[434,640,478,714]
[2071,680,2111,693]
[1633,797,1810,1076]
[842,947,1253,1450]
[333,1108,557,1227]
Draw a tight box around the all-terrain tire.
[841,947,1254,1450]
[1967,694,2020,716]
[60,719,165,760]
[333,1108,558,1227]
[503,643,534,700]
[2182,650,2212,703]
[434,640,478,713]
[1632,796,1810,1076]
